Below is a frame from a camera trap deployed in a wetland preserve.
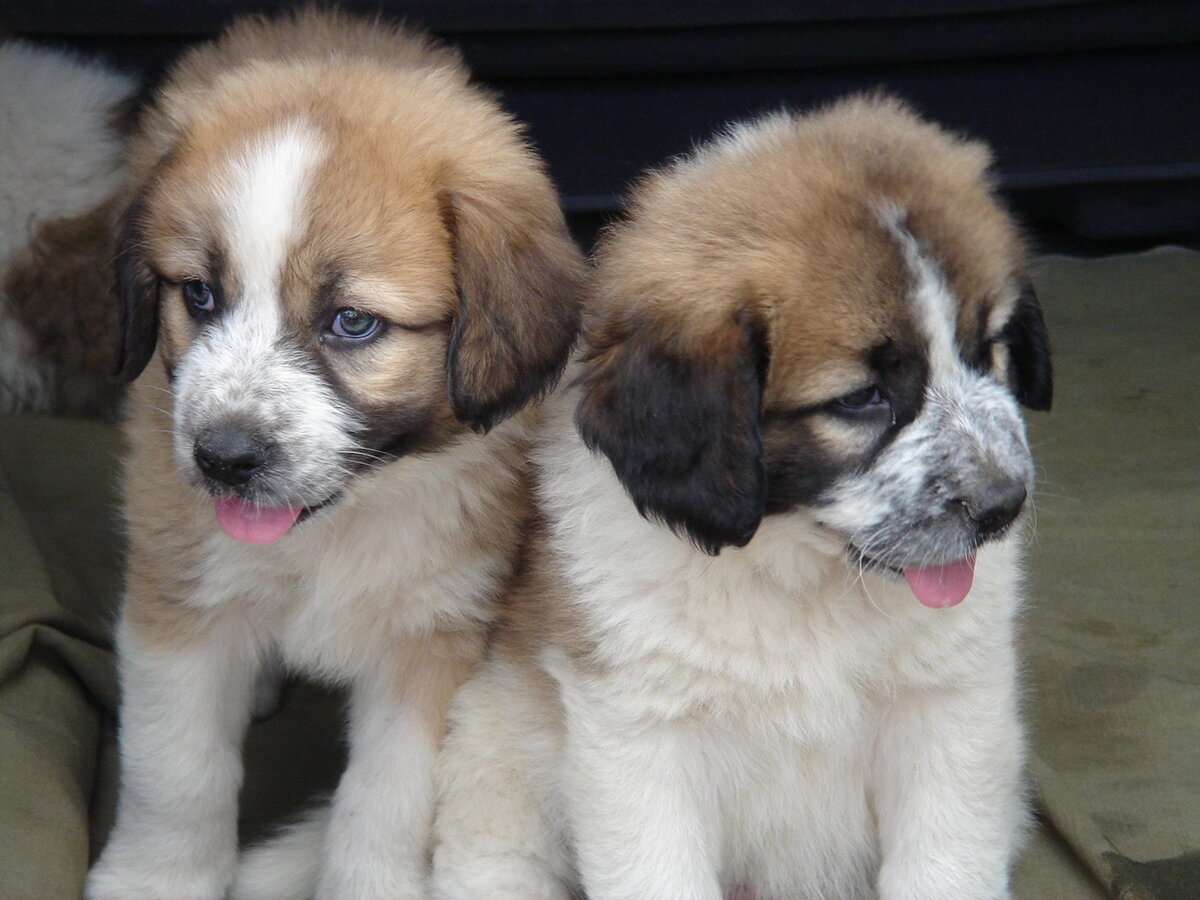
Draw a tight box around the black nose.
[193,427,272,487]
[961,476,1027,540]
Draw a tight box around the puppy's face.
[758,203,1041,590]
[577,99,1051,605]
[117,65,582,538]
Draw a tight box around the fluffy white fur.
[0,40,134,411]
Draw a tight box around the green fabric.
[1019,247,1200,900]
[0,248,1196,898]
[0,417,122,899]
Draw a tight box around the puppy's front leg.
[563,691,723,900]
[317,633,475,900]
[873,673,1025,900]
[87,605,261,900]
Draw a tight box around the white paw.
[87,827,234,900]
[315,858,427,900]
[86,859,229,900]
[429,857,571,900]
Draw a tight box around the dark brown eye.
[182,280,215,314]
[831,385,886,412]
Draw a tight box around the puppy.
[431,95,1052,900]
[85,10,582,900]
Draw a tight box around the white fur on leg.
[86,616,262,900]
[234,807,329,900]
[431,656,571,900]
[873,673,1025,900]
[315,673,435,900]
[560,670,723,900]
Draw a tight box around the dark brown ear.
[444,188,584,432]
[113,184,161,382]
[1001,282,1052,411]
[574,307,769,555]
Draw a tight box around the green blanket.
[1,248,1197,899]
[1018,248,1200,899]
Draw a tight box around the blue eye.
[182,280,215,314]
[832,385,886,411]
[330,308,381,340]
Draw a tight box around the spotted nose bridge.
[928,359,1033,544]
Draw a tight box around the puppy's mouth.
[849,545,977,609]
[212,493,341,544]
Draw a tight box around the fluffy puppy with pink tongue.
[431,95,1051,900]
[87,9,582,900]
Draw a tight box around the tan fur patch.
[3,195,127,418]
[589,94,1027,413]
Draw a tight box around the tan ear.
[574,305,770,555]
[443,183,584,432]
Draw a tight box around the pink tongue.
[213,497,302,544]
[903,555,976,608]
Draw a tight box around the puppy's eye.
[330,307,381,340]
[182,280,215,315]
[831,385,887,412]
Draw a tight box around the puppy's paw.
[429,857,571,900]
[87,826,234,900]
[86,860,229,900]
[878,869,1012,900]
[310,836,428,900]
[314,869,426,900]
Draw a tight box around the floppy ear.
[1001,282,1053,411]
[113,184,161,382]
[575,307,769,555]
[443,188,584,432]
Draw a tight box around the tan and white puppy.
[85,10,582,900]
[431,96,1052,900]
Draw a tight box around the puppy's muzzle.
[953,474,1027,542]
[193,426,274,489]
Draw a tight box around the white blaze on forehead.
[171,123,358,505]
[221,122,324,316]
[877,202,959,373]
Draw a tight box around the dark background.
[5,0,1198,253]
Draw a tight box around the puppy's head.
[116,15,582,540]
[577,96,1051,605]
